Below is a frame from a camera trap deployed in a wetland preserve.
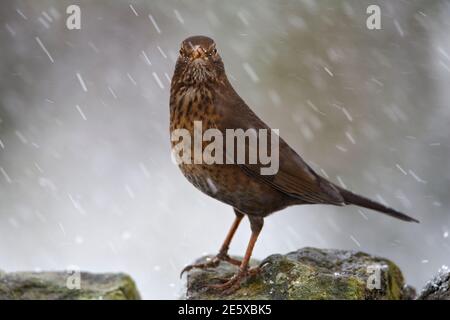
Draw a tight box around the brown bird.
[170,35,419,293]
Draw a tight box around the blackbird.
[170,35,419,293]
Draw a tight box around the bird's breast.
[168,84,292,216]
[170,85,221,135]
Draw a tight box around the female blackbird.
[170,35,419,293]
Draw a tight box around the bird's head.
[174,35,225,85]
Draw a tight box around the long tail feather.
[337,187,419,223]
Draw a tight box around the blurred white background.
[0,0,449,299]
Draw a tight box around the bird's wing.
[214,89,344,205]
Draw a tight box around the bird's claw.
[206,266,261,295]
[207,274,242,294]
[180,254,242,278]
[180,257,220,278]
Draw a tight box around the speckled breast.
[169,85,291,216]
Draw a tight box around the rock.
[185,247,411,300]
[0,270,141,300]
[418,266,450,300]
[401,284,417,300]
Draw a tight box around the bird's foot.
[207,267,261,295]
[180,253,242,278]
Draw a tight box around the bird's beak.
[190,46,204,61]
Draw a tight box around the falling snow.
[174,9,184,24]
[206,177,218,194]
[336,176,347,188]
[75,105,87,120]
[35,37,54,63]
[68,194,87,215]
[129,4,139,16]
[0,1,448,300]
[108,86,118,99]
[148,14,161,34]
[358,209,369,220]
[323,66,334,77]
[307,100,326,115]
[341,107,353,122]
[76,73,88,92]
[157,46,167,59]
[38,17,50,29]
[125,184,135,199]
[88,41,99,54]
[16,8,28,20]
[127,73,137,86]
[5,23,16,37]
[350,235,361,247]
[242,62,260,83]
[15,130,28,144]
[394,20,404,37]
[237,11,249,26]
[396,163,408,175]
[345,131,355,144]
[139,162,151,178]
[0,167,12,183]
[408,170,427,184]
[152,72,165,89]
[336,145,348,152]
[142,50,152,66]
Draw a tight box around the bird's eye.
[179,49,184,56]
[208,48,217,57]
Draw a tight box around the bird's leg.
[180,210,244,277]
[208,216,263,294]
[216,209,245,266]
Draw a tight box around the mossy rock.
[185,247,413,300]
[418,267,450,300]
[0,271,140,300]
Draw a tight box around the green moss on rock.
[185,247,410,300]
[0,271,140,300]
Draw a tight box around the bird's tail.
[336,186,419,223]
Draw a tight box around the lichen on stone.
[0,271,140,300]
[185,247,411,300]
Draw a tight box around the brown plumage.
[170,35,419,293]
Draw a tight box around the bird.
[169,35,419,293]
